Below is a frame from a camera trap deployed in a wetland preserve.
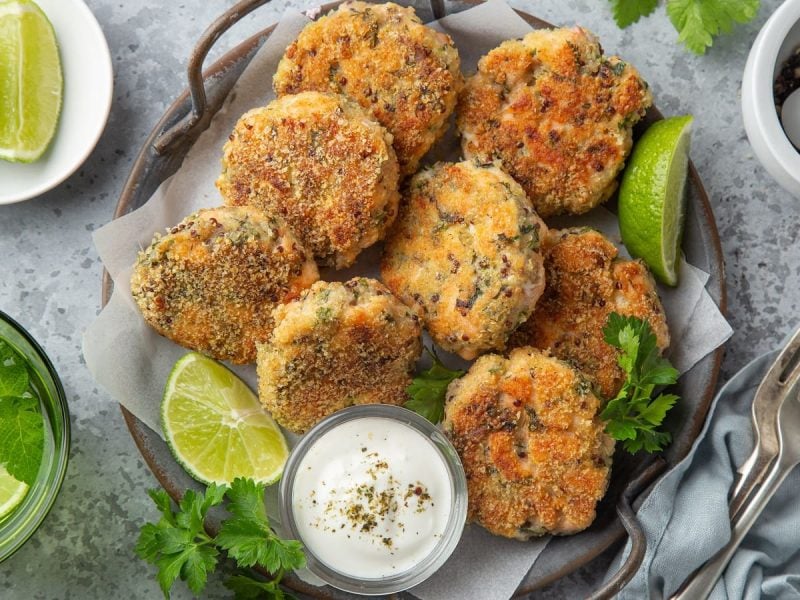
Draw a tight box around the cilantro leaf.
[181,544,219,595]
[610,0,659,28]
[0,396,44,485]
[600,313,680,454]
[404,348,464,424]
[136,480,306,598]
[226,574,294,600]
[135,485,224,598]
[217,478,305,573]
[666,0,760,55]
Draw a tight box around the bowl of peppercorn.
[742,0,800,198]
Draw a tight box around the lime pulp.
[0,0,63,163]
[161,353,289,486]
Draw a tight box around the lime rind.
[662,120,691,285]
[619,115,693,286]
[161,353,289,486]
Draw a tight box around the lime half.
[162,353,289,486]
[0,465,28,521]
[0,0,63,163]
[618,115,693,286]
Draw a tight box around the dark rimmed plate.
[102,1,727,597]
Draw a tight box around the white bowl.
[0,0,113,205]
[742,0,800,198]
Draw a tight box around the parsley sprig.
[608,0,760,55]
[600,313,680,453]
[136,478,304,599]
[404,348,464,424]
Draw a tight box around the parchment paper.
[83,2,732,599]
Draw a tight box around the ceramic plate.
[103,2,727,596]
[0,0,113,204]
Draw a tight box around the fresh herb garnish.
[0,340,44,486]
[135,478,305,599]
[608,0,760,55]
[600,313,680,453]
[610,0,659,28]
[404,348,464,424]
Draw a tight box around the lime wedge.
[0,465,28,521]
[0,0,63,163]
[618,115,693,286]
[161,353,289,486]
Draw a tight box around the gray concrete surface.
[0,0,795,598]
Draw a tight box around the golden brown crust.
[257,278,423,433]
[508,228,669,399]
[217,92,399,269]
[457,27,653,217]
[274,1,463,175]
[130,206,319,364]
[381,161,546,360]
[443,347,614,538]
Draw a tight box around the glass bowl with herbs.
[0,310,69,563]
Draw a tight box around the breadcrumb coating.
[457,27,652,216]
[257,278,422,433]
[274,1,463,175]
[443,347,614,539]
[508,228,669,399]
[130,206,319,364]
[381,161,546,360]
[217,92,399,269]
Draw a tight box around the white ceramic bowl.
[742,0,800,198]
[0,0,113,205]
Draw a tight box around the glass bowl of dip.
[280,404,467,595]
[0,311,70,563]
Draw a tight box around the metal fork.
[670,372,800,600]
[728,327,800,518]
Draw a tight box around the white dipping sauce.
[291,417,453,579]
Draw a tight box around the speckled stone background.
[0,0,796,598]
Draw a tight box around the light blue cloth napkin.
[607,350,800,599]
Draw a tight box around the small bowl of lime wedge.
[0,0,112,204]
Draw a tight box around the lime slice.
[618,115,693,286]
[0,465,28,521]
[0,0,63,163]
[161,353,289,486]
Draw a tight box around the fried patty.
[257,277,422,433]
[509,228,669,399]
[274,1,463,175]
[381,161,546,360]
[443,347,614,539]
[130,206,319,364]
[457,27,653,217]
[217,92,399,269]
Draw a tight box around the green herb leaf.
[0,359,28,397]
[404,348,464,424]
[610,0,659,28]
[0,396,44,485]
[600,313,680,454]
[666,0,760,55]
[217,479,305,573]
[225,574,291,600]
[136,479,305,598]
[135,485,224,598]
